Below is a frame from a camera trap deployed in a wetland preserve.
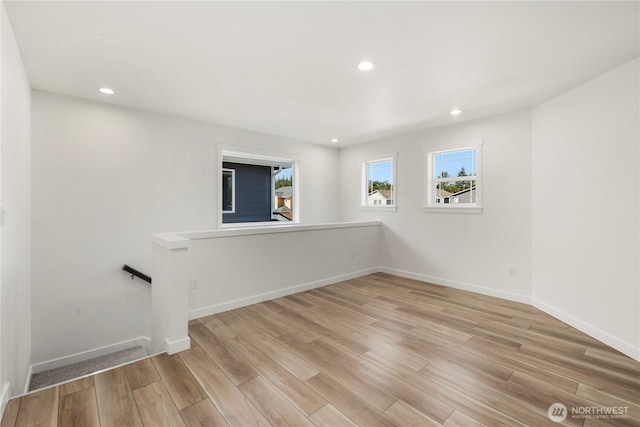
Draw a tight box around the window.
[363,155,396,209]
[273,166,294,221]
[425,144,482,212]
[222,168,235,213]
[220,150,297,225]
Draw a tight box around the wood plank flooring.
[3,273,639,426]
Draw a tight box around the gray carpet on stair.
[29,346,147,391]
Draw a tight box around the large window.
[220,151,297,225]
[363,155,396,209]
[425,144,482,212]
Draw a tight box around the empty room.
[0,1,638,426]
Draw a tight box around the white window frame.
[218,147,300,228]
[424,142,482,214]
[361,154,397,211]
[221,168,235,213]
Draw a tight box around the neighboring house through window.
[274,185,293,220]
[425,142,482,213]
[363,155,397,209]
[220,150,297,224]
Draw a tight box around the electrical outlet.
[191,278,199,289]
[508,266,517,276]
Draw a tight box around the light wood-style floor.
[3,273,639,427]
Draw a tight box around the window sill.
[422,206,483,214]
[360,206,398,212]
[220,221,295,228]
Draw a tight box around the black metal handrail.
[123,264,152,284]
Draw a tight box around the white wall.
[532,58,639,359]
[183,223,380,320]
[339,110,532,302]
[1,2,31,397]
[31,91,338,364]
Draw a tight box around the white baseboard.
[533,298,640,362]
[165,337,191,355]
[30,336,152,375]
[0,383,10,422]
[189,267,379,320]
[379,267,531,304]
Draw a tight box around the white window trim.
[360,206,398,212]
[422,206,483,214]
[423,142,483,214]
[361,153,398,211]
[218,147,300,228]
[222,168,236,214]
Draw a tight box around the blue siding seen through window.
[222,162,272,223]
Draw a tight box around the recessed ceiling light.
[99,87,115,95]
[450,109,462,115]
[331,138,339,143]
[357,61,375,71]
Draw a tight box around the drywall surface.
[1,2,32,396]
[31,91,339,363]
[185,222,381,319]
[532,58,639,359]
[180,222,380,319]
[339,110,533,302]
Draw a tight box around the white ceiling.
[4,1,639,146]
